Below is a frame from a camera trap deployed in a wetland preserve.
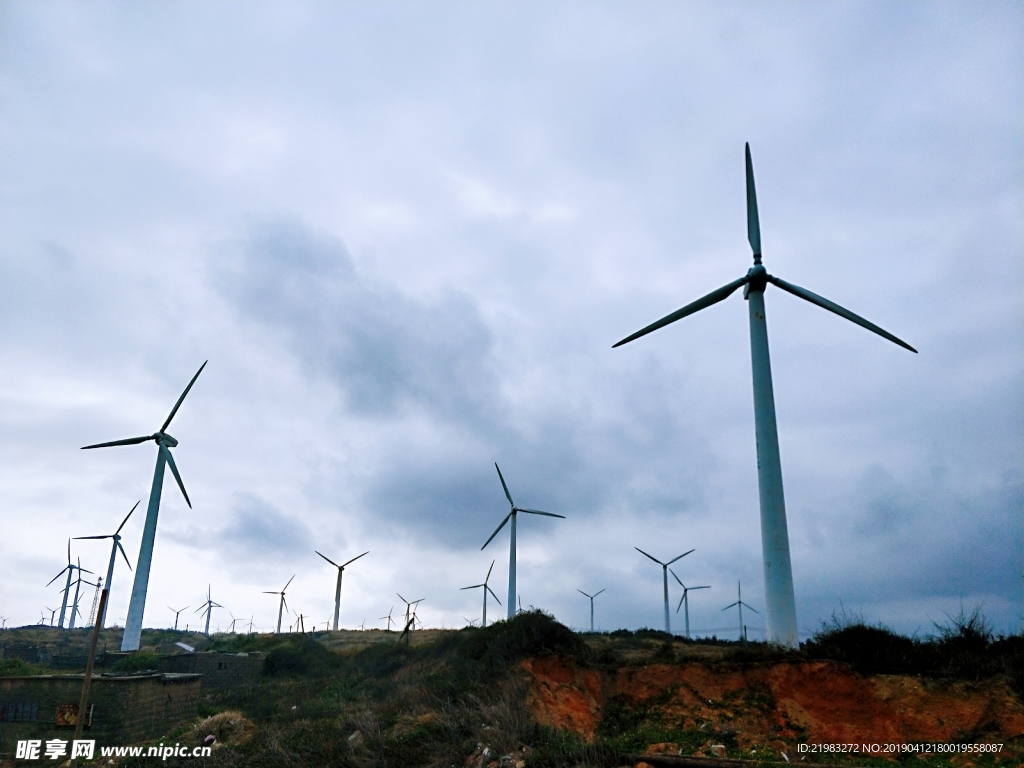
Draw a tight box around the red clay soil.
[521,655,1024,753]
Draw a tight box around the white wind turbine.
[614,145,915,646]
[577,589,605,633]
[195,585,222,637]
[315,550,368,631]
[379,606,395,631]
[670,569,709,640]
[67,561,96,630]
[81,362,207,651]
[722,581,759,642]
[168,605,189,631]
[264,575,294,634]
[635,547,693,634]
[46,541,90,629]
[481,463,565,619]
[73,501,137,628]
[461,560,501,628]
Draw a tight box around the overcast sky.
[1,1,1021,640]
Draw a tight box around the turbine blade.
[481,511,513,550]
[670,568,684,587]
[517,508,565,518]
[161,445,191,508]
[693,585,711,591]
[593,588,605,597]
[116,500,141,534]
[485,560,495,582]
[494,463,514,507]
[634,547,663,566]
[677,594,685,613]
[315,551,340,568]
[741,602,759,614]
[577,589,591,598]
[161,361,208,432]
[46,567,70,587]
[73,535,111,540]
[745,142,761,257]
[485,585,502,605]
[666,549,695,565]
[461,584,484,591]
[613,275,750,348]
[768,275,917,353]
[722,601,739,611]
[117,541,133,570]
[283,575,295,592]
[341,551,369,568]
[81,435,153,450]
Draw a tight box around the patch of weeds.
[111,651,162,672]
[0,658,47,676]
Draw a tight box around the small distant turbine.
[73,500,137,628]
[227,612,239,633]
[82,362,207,651]
[670,569,709,640]
[576,588,605,633]
[613,146,915,646]
[315,550,368,631]
[168,605,189,631]
[461,560,501,628]
[264,575,294,634]
[67,559,95,630]
[378,606,395,631]
[482,463,565,620]
[722,581,758,642]
[195,585,222,636]
[44,607,57,626]
[246,615,255,634]
[47,540,89,629]
[635,547,694,634]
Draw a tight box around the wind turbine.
[45,607,56,627]
[461,560,501,627]
[67,560,95,630]
[379,606,395,631]
[315,550,368,631]
[264,576,294,634]
[81,361,207,651]
[195,585,222,637]
[47,541,89,629]
[722,581,758,642]
[396,593,423,642]
[614,145,915,646]
[635,547,693,634]
[481,463,565,619]
[227,612,239,633]
[168,605,189,631]
[73,501,137,628]
[670,569,709,640]
[577,589,605,633]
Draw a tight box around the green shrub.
[112,652,161,672]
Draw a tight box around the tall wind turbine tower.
[264,576,294,634]
[614,145,916,646]
[168,605,189,631]
[635,547,693,634]
[315,550,368,631]
[47,541,88,629]
[461,560,501,627]
[481,464,565,619]
[577,588,605,633]
[74,501,137,628]
[82,362,207,651]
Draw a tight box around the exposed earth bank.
[523,655,1024,761]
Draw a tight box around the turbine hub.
[745,264,768,296]
[156,432,179,447]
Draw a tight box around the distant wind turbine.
[264,575,294,634]
[315,550,368,631]
[195,585,222,636]
[73,501,137,628]
[614,145,915,646]
[461,560,501,627]
[168,605,189,631]
[635,547,693,634]
[481,463,565,619]
[46,541,89,629]
[82,361,207,651]
[379,606,394,631]
[722,581,758,641]
[67,560,95,630]
[670,569,709,640]
[44,607,56,627]
[577,589,605,633]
